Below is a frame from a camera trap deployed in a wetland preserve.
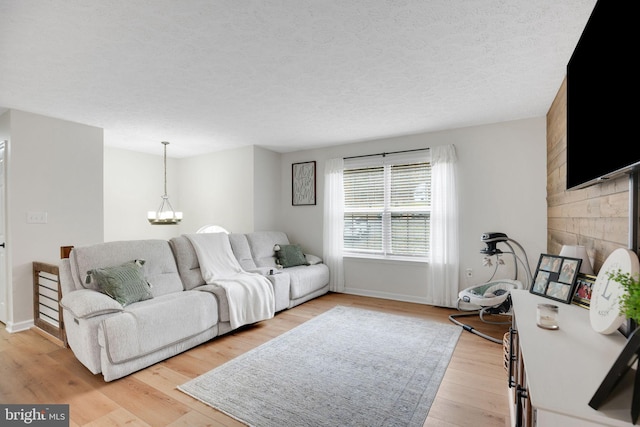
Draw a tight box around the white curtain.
[323,158,345,292]
[427,145,459,307]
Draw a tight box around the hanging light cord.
[148,141,182,224]
[162,141,169,197]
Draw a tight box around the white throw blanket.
[185,233,275,329]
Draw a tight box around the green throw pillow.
[87,260,153,307]
[275,244,309,268]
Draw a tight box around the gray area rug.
[178,305,461,427]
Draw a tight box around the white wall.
[104,145,284,241]
[279,118,548,304]
[253,146,282,232]
[104,147,182,241]
[2,110,103,330]
[178,145,255,234]
[455,119,547,287]
[102,117,547,305]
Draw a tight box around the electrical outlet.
[27,211,48,224]
[465,268,473,277]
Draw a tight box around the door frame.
[0,139,9,326]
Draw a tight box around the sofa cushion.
[229,233,257,271]
[69,240,183,297]
[194,284,230,323]
[287,264,331,299]
[88,260,153,307]
[169,235,206,290]
[246,231,290,268]
[275,244,309,268]
[98,291,218,364]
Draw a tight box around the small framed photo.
[292,161,316,206]
[530,254,582,304]
[619,319,637,339]
[589,328,640,422]
[572,273,596,308]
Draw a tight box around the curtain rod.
[343,147,429,160]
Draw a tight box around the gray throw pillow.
[87,260,153,307]
[274,244,309,268]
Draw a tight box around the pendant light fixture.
[148,141,183,225]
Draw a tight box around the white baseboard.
[5,319,34,333]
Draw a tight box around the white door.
[0,140,6,324]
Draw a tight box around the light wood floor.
[0,293,511,426]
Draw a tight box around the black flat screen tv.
[566,0,640,190]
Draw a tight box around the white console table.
[509,290,636,426]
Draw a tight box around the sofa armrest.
[245,266,284,275]
[193,283,224,297]
[265,273,291,312]
[60,289,124,319]
[304,254,323,265]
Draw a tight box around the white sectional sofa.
[59,231,329,381]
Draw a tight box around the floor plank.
[0,293,510,426]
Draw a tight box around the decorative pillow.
[304,254,323,265]
[274,244,309,268]
[86,260,153,307]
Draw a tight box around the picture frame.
[589,328,640,423]
[572,273,596,308]
[619,319,638,339]
[530,254,582,304]
[292,161,316,206]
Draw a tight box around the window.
[196,224,229,234]
[343,152,431,260]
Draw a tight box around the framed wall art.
[572,273,596,308]
[530,254,582,304]
[292,161,316,206]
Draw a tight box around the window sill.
[343,253,428,265]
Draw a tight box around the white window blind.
[343,151,431,259]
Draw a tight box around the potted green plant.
[608,269,640,325]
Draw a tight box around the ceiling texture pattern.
[0,0,597,158]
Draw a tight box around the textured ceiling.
[0,0,596,158]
